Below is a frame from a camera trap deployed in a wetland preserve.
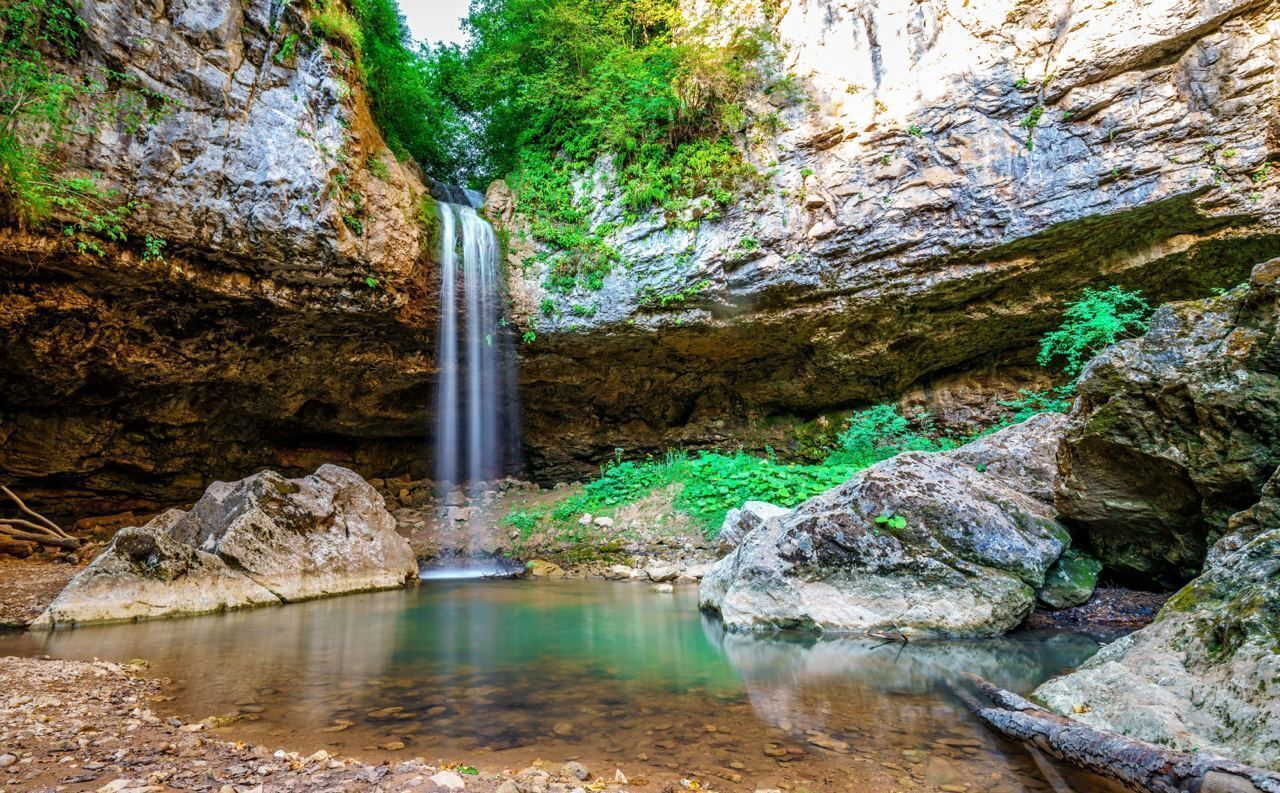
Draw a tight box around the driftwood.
[956,672,1280,793]
[0,485,80,551]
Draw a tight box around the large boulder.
[1031,520,1280,769]
[1056,258,1280,585]
[946,413,1070,506]
[30,521,280,627]
[700,428,1071,636]
[32,465,417,627]
[163,465,417,601]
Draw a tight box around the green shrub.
[0,0,171,251]
[1037,285,1151,375]
[310,3,363,57]
[824,405,957,468]
[998,386,1075,425]
[523,404,959,537]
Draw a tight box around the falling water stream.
[431,192,521,563]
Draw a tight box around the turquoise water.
[1,580,1127,791]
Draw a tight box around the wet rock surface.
[700,418,1074,636]
[33,465,417,627]
[1056,258,1280,585]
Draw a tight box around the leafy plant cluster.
[0,0,177,255]
[510,402,958,537]
[508,284,1157,541]
[1037,285,1151,375]
[408,0,786,292]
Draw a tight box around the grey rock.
[33,465,416,627]
[1207,468,1280,570]
[500,0,1280,483]
[1056,258,1280,584]
[1037,549,1103,609]
[31,524,280,628]
[560,761,589,781]
[700,445,1070,636]
[1032,525,1280,769]
[719,501,791,549]
[947,413,1070,506]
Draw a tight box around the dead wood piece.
[956,673,1280,793]
[0,486,80,551]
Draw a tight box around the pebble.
[561,760,589,780]
[429,769,466,790]
[0,754,14,768]
[553,721,575,736]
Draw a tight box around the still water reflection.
[1,580,1127,791]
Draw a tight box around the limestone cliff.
[0,0,437,517]
[3,0,1280,518]
[502,0,1280,480]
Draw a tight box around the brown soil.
[0,558,82,628]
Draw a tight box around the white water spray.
[432,196,521,514]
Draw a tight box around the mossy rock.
[1037,549,1102,609]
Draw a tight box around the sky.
[400,0,472,46]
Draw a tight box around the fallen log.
[955,673,1280,793]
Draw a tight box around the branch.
[955,673,1280,793]
[1,485,71,537]
[0,525,79,551]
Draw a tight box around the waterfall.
[432,196,521,502]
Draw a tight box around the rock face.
[700,418,1073,636]
[718,501,791,550]
[0,0,439,519]
[1056,258,1280,585]
[2,0,1279,514]
[1032,522,1280,769]
[947,413,1069,505]
[504,0,1280,481]
[32,465,417,627]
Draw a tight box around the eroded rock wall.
[503,0,1280,480]
[0,0,438,518]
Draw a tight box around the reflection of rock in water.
[703,612,1100,733]
[25,589,412,722]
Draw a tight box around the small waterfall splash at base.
[430,196,521,566]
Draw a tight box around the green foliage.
[545,450,857,535]
[275,32,299,63]
[0,0,177,251]
[823,405,957,468]
[401,0,780,287]
[907,124,924,138]
[142,234,166,263]
[522,404,957,537]
[310,2,363,56]
[1037,285,1151,375]
[521,329,536,344]
[874,512,907,531]
[638,278,712,308]
[997,385,1075,425]
[366,154,390,180]
[348,0,469,171]
[1020,104,1044,150]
